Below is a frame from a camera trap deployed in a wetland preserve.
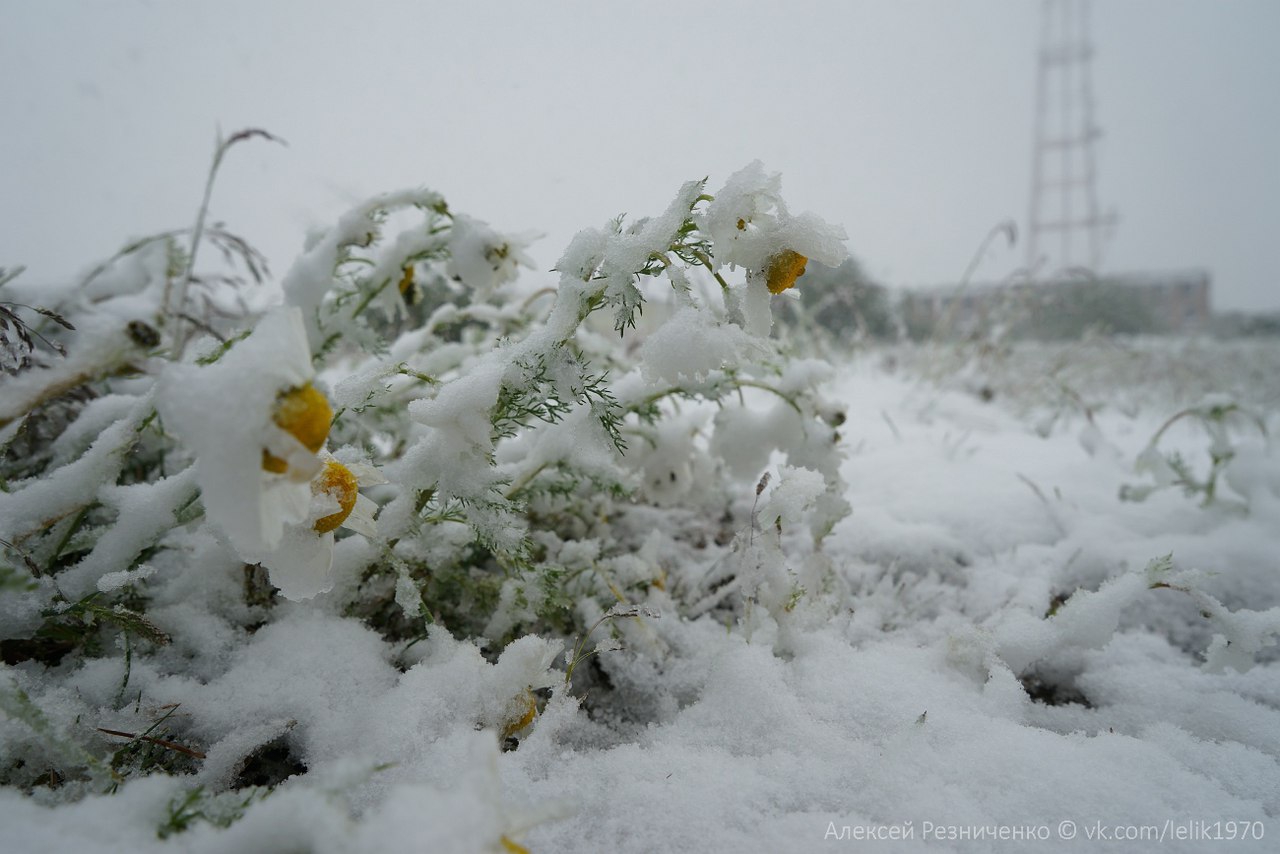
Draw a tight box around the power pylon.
[1026,0,1115,272]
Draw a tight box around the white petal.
[265,306,317,388]
[257,477,312,550]
[346,461,388,487]
[342,494,379,538]
[262,528,335,601]
[264,427,325,482]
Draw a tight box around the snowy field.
[4,338,1278,853]
[2,168,1278,852]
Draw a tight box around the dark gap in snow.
[1,635,79,667]
[233,737,306,790]
[1020,670,1093,709]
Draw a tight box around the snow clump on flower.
[156,306,326,557]
[446,214,538,299]
[697,160,847,276]
[696,161,848,336]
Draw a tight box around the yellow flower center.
[500,689,538,739]
[765,249,808,294]
[398,265,417,305]
[262,382,332,473]
[312,460,358,534]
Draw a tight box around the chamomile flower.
[157,307,325,555]
[257,454,385,601]
[696,161,846,281]
[764,249,808,294]
[446,214,538,299]
[691,163,847,337]
[310,457,381,536]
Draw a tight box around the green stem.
[632,386,686,411]
[504,461,549,500]
[732,379,804,415]
[519,287,558,314]
[692,250,730,291]
[348,276,394,323]
[49,506,91,563]
[396,365,438,385]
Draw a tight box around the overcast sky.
[3,0,1278,311]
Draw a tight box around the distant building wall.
[1123,272,1211,330]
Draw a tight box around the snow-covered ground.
[4,337,1278,853]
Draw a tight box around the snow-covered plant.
[0,267,76,376]
[1146,556,1280,673]
[1119,396,1269,508]
[994,554,1280,677]
[0,151,853,807]
[253,159,854,642]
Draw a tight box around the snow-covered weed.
[0,143,851,835]
[1120,397,1270,509]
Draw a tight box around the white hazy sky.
[2,0,1278,311]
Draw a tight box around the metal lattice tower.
[1026,0,1113,271]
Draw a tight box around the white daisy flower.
[158,307,328,555]
[446,214,538,299]
[257,455,385,601]
[696,160,847,281]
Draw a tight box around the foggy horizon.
[2,0,1278,312]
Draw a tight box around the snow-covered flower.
[693,162,846,336]
[157,307,327,555]
[764,249,809,294]
[446,214,538,298]
[257,455,385,601]
[697,161,846,277]
[310,457,379,536]
[499,689,539,740]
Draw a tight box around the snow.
[68,469,199,600]
[447,213,536,299]
[280,187,447,351]
[0,399,150,544]
[6,341,1280,851]
[636,305,766,386]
